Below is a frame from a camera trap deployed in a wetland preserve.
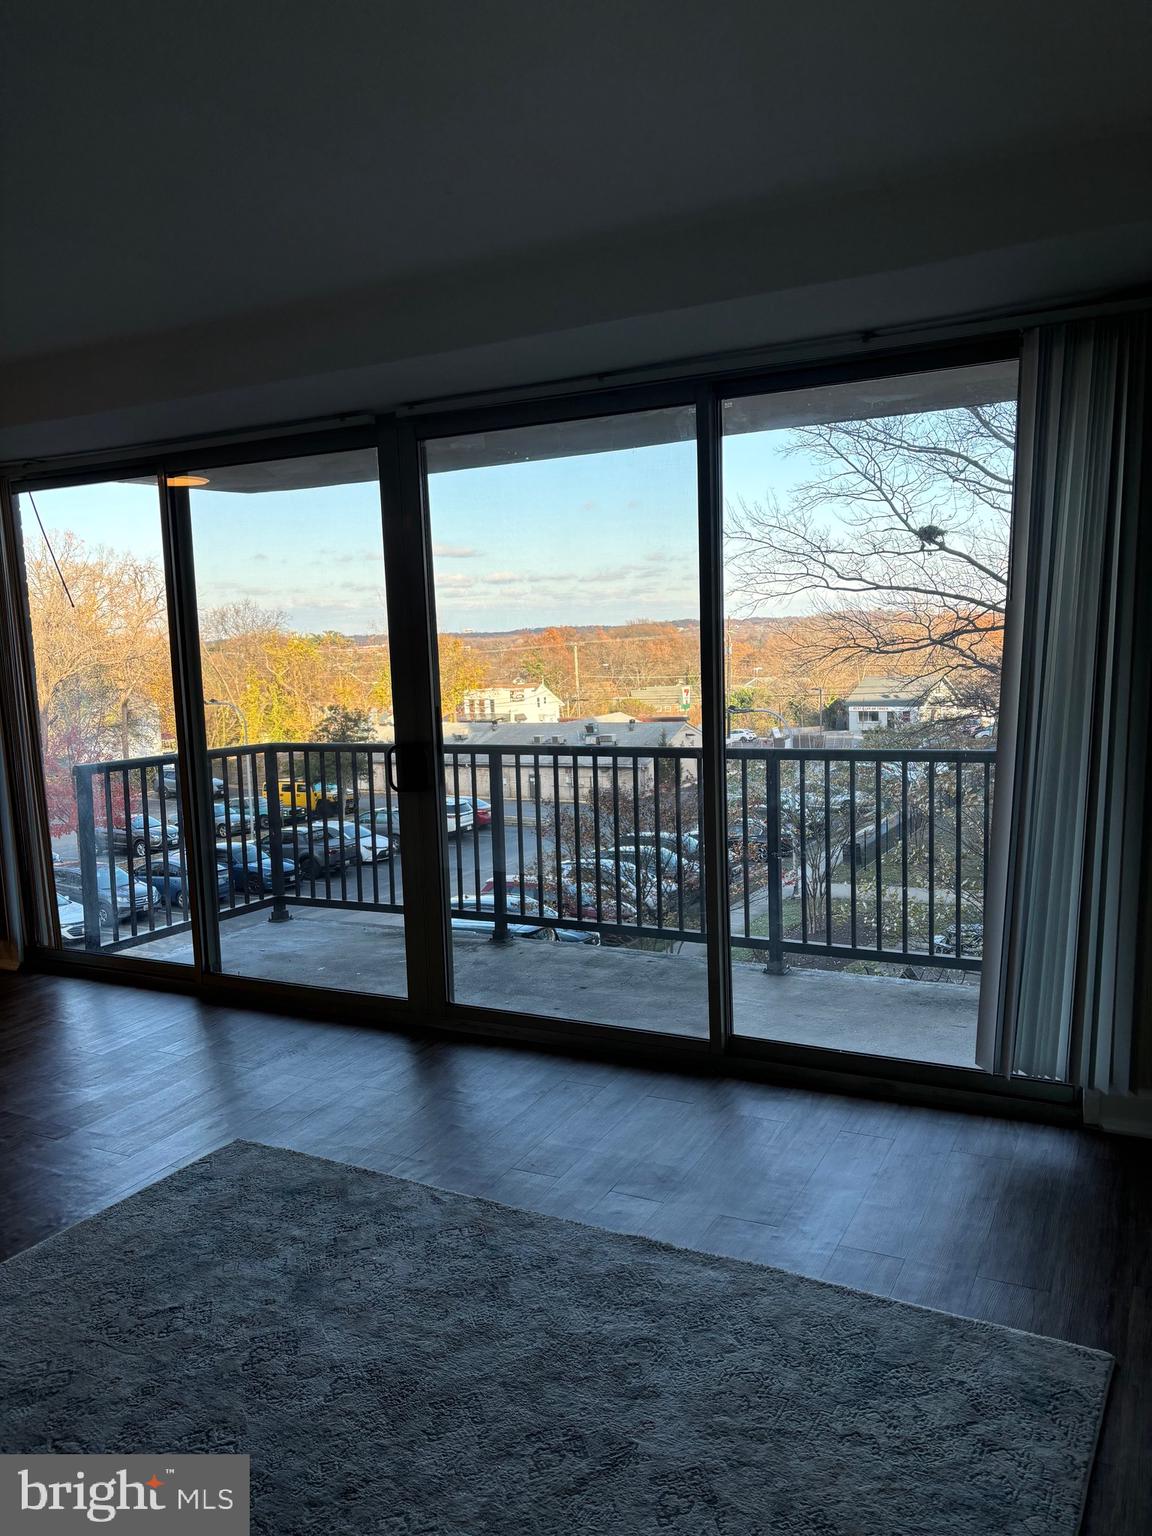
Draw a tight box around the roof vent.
[584,721,597,734]
[532,734,543,745]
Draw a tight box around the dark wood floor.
[1,972,1148,1533]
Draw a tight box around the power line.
[27,492,75,609]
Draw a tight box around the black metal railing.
[66,740,993,972]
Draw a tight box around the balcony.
[55,739,993,1067]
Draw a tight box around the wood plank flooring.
[1,971,1148,1533]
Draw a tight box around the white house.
[457,683,562,723]
[845,676,925,734]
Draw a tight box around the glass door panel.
[181,449,407,997]
[720,361,1019,1066]
[423,406,709,1037]
[16,477,193,963]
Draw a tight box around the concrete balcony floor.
[137,905,980,1069]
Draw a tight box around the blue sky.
[20,432,811,635]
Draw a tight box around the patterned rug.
[0,1140,1111,1534]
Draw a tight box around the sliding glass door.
[15,477,194,965]
[422,406,711,1037]
[172,449,410,997]
[720,360,1019,1066]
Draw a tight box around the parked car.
[452,893,599,944]
[214,841,297,895]
[933,922,984,959]
[95,814,179,858]
[159,765,225,799]
[726,728,758,745]
[556,861,645,934]
[209,802,250,839]
[278,823,360,880]
[312,819,390,864]
[359,797,473,841]
[56,890,87,944]
[142,854,233,908]
[601,849,685,914]
[230,794,269,829]
[445,796,475,835]
[358,806,400,846]
[463,797,492,827]
[54,862,153,926]
[632,830,701,864]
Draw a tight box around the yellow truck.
[264,778,352,820]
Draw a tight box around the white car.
[726,728,758,744]
[313,819,391,864]
[56,890,87,944]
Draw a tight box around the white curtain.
[993,313,1150,1089]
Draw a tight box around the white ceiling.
[2,0,1150,461]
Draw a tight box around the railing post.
[763,751,788,975]
[262,748,291,924]
[487,749,510,944]
[73,764,104,952]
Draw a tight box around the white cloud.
[433,543,479,558]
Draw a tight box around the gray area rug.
[1,1140,1111,1535]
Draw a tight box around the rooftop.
[845,676,927,707]
[441,718,701,749]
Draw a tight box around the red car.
[466,797,492,827]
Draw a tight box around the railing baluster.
[533,752,544,920]
[674,760,685,934]
[927,758,936,957]
[611,757,622,923]
[653,753,664,934]
[119,767,139,939]
[848,757,857,951]
[631,755,642,934]
[901,760,909,956]
[487,749,509,943]
[740,753,750,941]
[514,757,526,917]
[470,752,482,911]
[263,747,290,924]
[764,751,785,974]
[954,755,964,959]
[552,753,562,917]
[874,758,883,954]
[823,759,832,945]
[592,753,603,928]
[798,756,807,946]
[450,753,463,910]
[102,771,119,943]
[139,762,159,931]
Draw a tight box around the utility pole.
[571,641,581,715]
